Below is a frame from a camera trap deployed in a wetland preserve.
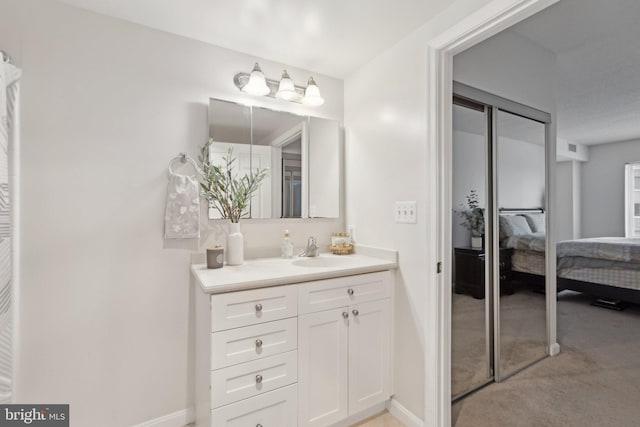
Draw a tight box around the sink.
[292,256,353,268]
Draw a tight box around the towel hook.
[168,152,201,176]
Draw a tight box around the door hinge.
[437,262,442,273]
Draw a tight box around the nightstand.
[454,247,513,299]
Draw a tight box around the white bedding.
[556,237,640,263]
[504,233,545,252]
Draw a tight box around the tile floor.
[186,411,405,426]
[185,411,405,427]
[354,411,405,426]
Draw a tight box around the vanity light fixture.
[302,77,325,106]
[234,64,325,107]
[276,70,297,101]
[241,63,270,96]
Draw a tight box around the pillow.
[499,215,532,240]
[522,213,545,233]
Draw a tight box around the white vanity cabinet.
[195,284,300,427]
[298,272,391,427]
[193,256,395,427]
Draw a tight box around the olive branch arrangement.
[457,190,484,237]
[198,138,268,223]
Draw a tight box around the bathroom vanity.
[192,252,397,427]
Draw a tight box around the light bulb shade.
[242,63,270,96]
[302,77,324,106]
[276,70,297,101]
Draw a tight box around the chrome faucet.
[299,236,320,257]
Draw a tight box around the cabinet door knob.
[255,374,263,384]
[255,303,263,312]
[255,339,263,348]
[257,424,263,427]
[347,288,354,295]
[342,311,349,319]
[352,309,359,316]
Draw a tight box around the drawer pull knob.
[342,311,349,319]
[255,339,263,348]
[352,309,359,316]
[347,288,354,296]
[255,303,263,312]
[255,374,263,384]
[257,425,263,427]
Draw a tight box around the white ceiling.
[55,0,452,78]
[511,0,640,145]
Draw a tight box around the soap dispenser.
[281,230,294,258]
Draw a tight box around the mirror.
[497,110,547,377]
[451,101,492,398]
[208,98,340,219]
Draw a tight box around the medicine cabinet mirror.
[208,98,340,219]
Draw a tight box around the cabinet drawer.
[211,384,297,427]
[211,350,298,408]
[299,271,391,315]
[211,318,297,370]
[211,285,297,331]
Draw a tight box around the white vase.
[226,222,244,265]
[471,236,482,249]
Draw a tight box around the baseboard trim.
[387,398,424,427]
[131,408,194,427]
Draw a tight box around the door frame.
[424,0,560,426]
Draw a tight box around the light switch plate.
[394,201,417,224]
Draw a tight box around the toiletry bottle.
[281,230,294,258]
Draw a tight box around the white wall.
[557,138,589,162]
[0,0,344,426]
[582,139,640,237]
[344,0,493,420]
[453,30,557,116]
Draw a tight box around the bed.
[556,237,640,304]
[499,210,640,303]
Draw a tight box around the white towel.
[164,172,200,239]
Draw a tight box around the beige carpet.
[452,287,547,396]
[453,290,640,427]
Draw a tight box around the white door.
[298,307,348,427]
[348,299,391,415]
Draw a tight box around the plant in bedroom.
[198,138,268,265]
[458,190,485,249]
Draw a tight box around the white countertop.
[191,251,397,294]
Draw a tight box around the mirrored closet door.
[451,97,493,399]
[496,110,548,379]
[451,83,551,403]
